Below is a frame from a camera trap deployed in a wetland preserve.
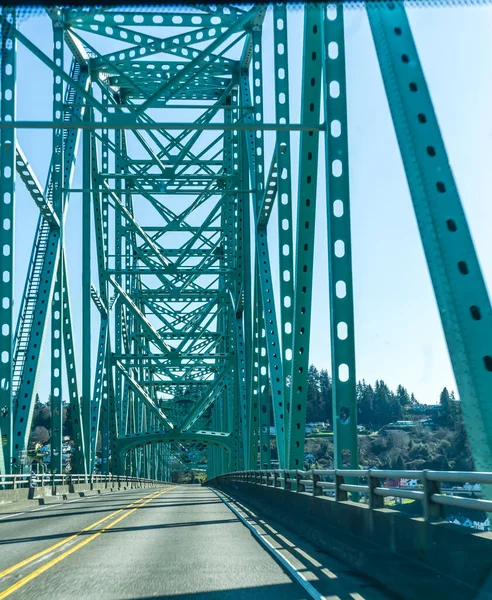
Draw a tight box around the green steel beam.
[14,143,59,226]
[8,2,490,484]
[115,361,175,431]
[10,53,88,470]
[0,121,324,132]
[272,5,295,427]
[61,254,85,473]
[50,16,64,474]
[241,74,286,468]
[0,9,16,474]
[368,2,492,472]
[82,107,92,472]
[89,318,108,472]
[321,5,358,469]
[287,6,323,469]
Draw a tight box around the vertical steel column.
[89,319,108,471]
[114,126,124,437]
[10,60,86,470]
[321,4,358,469]
[368,2,492,472]
[241,74,286,468]
[82,109,92,472]
[257,273,271,469]
[273,4,295,413]
[237,96,253,471]
[287,5,323,469]
[107,367,119,474]
[249,268,261,469]
[50,15,64,473]
[225,90,240,471]
[0,8,16,474]
[225,98,247,468]
[61,257,86,473]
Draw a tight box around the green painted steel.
[367,2,492,474]
[1,3,491,482]
[50,17,64,474]
[273,5,295,431]
[321,5,358,470]
[287,6,323,469]
[0,9,16,474]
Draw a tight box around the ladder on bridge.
[12,61,81,404]
[12,217,50,401]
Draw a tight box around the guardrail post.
[335,471,348,502]
[296,471,305,493]
[312,470,322,497]
[423,470,442,521]
[368,470,384,509]
[272,471,279,488]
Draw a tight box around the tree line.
[306,364,463,431]
[30,367,465,445]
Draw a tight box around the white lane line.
[0,512,23,521]
[211,488,325,600]
[30,504,63,512]
[0,503,63,521]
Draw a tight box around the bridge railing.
[213,468,492,521]
[0,473,164,490]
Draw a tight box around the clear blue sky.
[11,4,492,407]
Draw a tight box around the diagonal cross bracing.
[4,4,491,483]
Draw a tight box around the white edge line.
[211,488,325,600]
[30,504,63,512]
[0,512,23,521]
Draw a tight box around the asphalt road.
[0,486,392,599]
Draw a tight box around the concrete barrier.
[28,486,53,500]
[208,478,492,600]
[0,488,30,505]
[0,479,167,507]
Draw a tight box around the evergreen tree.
[357,381,374,426]
[319,369,332,425]
[373,380,392,426]
[396,385,411,408]
[438,387,453,428]
[306,365,321,423]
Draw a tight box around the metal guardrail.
[213,469,492,522]
[0,474,164,490]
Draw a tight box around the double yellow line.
[0,486,176,599]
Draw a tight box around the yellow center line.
[0,487,176,599]
[0,486,175,584]
[0,490,152,580]
[0,486,176,599]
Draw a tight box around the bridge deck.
[0,486,390,599]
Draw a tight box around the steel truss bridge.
[1,1,492,484]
